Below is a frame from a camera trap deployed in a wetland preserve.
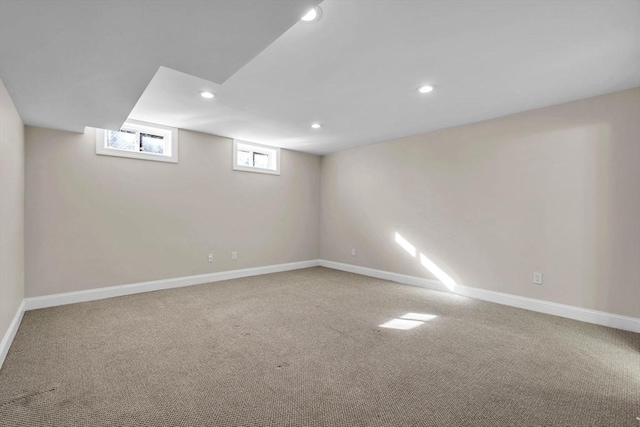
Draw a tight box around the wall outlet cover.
[533,272,543,285]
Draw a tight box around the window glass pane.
[106,130,136,151]
[253,152,269,169]
[140,133,165,154]
[238,150,252,166]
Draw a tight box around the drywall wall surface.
[320,88,640,318]
[25,127,320,297]
[0,79,25,336]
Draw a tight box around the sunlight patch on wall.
[395,232,416,257]
[394,231,458,291]
[420,253,456,291]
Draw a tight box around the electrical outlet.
[232,251,238,260]
[351,248,356,257]
[532,272,543,285]
[208,254,214,263]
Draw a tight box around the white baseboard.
[453,284,640,333]
[319,259,449,291]
[23,260,321,311]
[0,300,25,370]
[318,260,640,333]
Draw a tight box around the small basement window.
[96,120,178,163]
[233,140,280,175]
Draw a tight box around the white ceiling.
[0,0,319,132]
[2,1,639,155]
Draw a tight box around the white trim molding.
[0,300,25,369]
[318,260,640,333]
[453,284,640,333]
[319,259,448,292]
[24,260,320,311]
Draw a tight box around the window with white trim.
[233,140,280,175]
[96,120,178,163]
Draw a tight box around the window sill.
[232,164,280,175]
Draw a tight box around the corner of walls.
[318,154,327,261]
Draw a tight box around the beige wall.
[0,79,25,338]
[320,88,640,318]
[25,127,320,297]
[20,88,640,318]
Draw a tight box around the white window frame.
[233,140,281,175]
[95,120,179,163]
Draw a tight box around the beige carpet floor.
[0,267,638,427]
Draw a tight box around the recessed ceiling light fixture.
[301,6,322,22]
[416,84,436,94]
[311,123,322,129]
[200,91,215,99]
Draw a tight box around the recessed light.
[416,85,435,94]
[311,123,322,129]
[301,6,322,22]
[200,91,215,99]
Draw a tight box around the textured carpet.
[0,267,638,427]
